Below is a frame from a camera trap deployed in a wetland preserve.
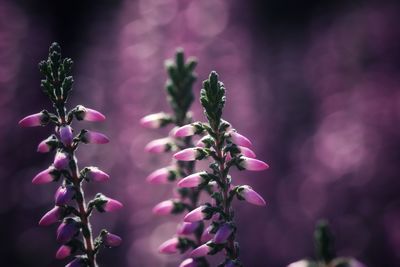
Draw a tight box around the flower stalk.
[20,43,122,267]
[172,71,269,266]
[142,49,213,266]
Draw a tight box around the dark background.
[1,0,400,266]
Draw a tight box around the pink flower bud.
[146,167,175,184]
[81,131,109,144]
[213,224,233,244]
[190,243,212,258]
[140,112,170,128]
[102,197,123,212]
[104,232,122,247]
[177,222,200,235]
[19,112,49,127]
[55,185,75,205]
[238,146,256,158]
[37,135,58,153]
[60,125,73,146]
[287,260,309,267]
[39,206,63,226]
[178,172,206,188]
[145,138,172,153]
[239,157,269,171]
[54,151,69,170]
[229,131,252,147]
[239,185,266,206]
[184,205,206,222]
[174,124,196,137]
[32,167,59,184]
[152,200,175,215]
[75,105,105,122]
[85,167,110,182]
[57,219,80,244]
[179,258,198,267]
[196,135,212,147]
[201,226,213,243]
[56,245,72,259]
[65,257,86,267]
[173,148,201,161]
[159,237,179,254]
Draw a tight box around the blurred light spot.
[185,0,229,37]
[139,0,178,26]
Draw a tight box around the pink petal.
[178,172,205,188]
[32,167,56,184]
[104,198,123,212]
[179,258,197,267]
[56,245,72,259]
[190,243,211,258]
[159,237,179,254]
[241,185,266,206]
[152,200,174,215]
[146,168,170,184]
[229,131,252,147]
[184,206,206,222]
[174,124,195,137]
[39,206,62,226]
[240,157,269,171]
[84,108,106,121]
[19,113,44,127]
[145,138,170,153]
[173,148,199,161]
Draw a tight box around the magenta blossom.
[174,124,196,137]
[140,112,170,129]
[178,172,206,188]
[39,206,63,226]
[190,243,212,258]
[56,245,72,259]
[102,197,123,212]
[184,205,207,222]
[228,131,252,147]
[32,167,59,184]
[152,199,176,215]
[159,237,179,254]
[60,125,73,146]
[238,185,266,206]
[103,232,122,247]
[173,148,201,161]
[18,112,49,127]
[145,138,172,153]
[239,157,269,171]
[75,105,106,122]
[85,167,110,182]
[81,130,109,144]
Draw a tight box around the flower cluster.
[287,221,366,267]
[19,43,122,267]
[160,71,269,266]
[141,50,213,266]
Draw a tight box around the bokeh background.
[1,0,400,266]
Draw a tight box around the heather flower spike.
[19,43,121,266]
[170,71,270,265]
[286,220,366,267]
[142,49,212,265]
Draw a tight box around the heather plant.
[288,221,366,267]
[141,49,212,266]
[168,71,269,266]
[19,43,122,267]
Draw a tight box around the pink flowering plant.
[160,71,269,266]
[141,50,214,266]
[288,221,366,267]
[19,43,122,267]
